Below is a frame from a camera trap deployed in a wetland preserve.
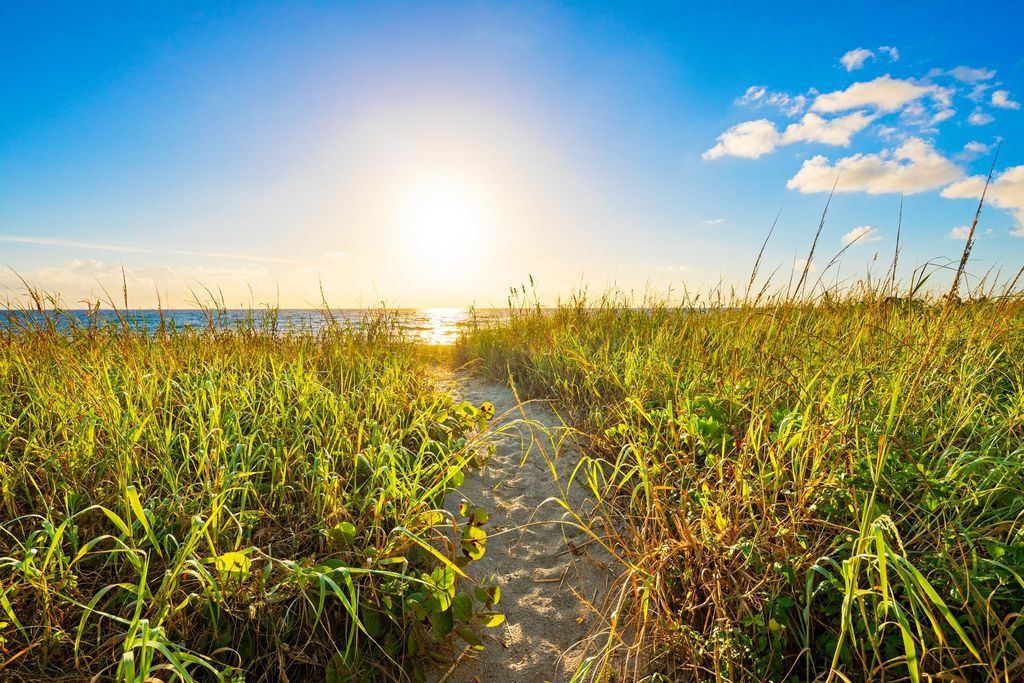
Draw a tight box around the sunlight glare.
[397,175,489,274]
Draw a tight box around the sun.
[397,175,489,272]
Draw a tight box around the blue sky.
[1,1,1022,307]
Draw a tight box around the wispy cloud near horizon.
[0,235,309,265]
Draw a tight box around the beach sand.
[430,368,617,682]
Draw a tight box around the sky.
[1,1,1022,308]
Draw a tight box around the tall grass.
[0,299,495,681]
[458,281,1024,681]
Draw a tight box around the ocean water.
[0,307,507,344]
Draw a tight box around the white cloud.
[896,92,954,131]
[701,218,726,225]
[991,90,1021,110]
[968,83,992,102]
[958,140,993,161]
[879,46,899,62]
[812,75,938,113]
[708,59,1015,209]
[6,258,280,307]
[968,108,994,126]
[781,111,877,146]
[841,225,882,245]
[929,85,955,108]
[703,119,780,159]
[35,259,109,278]
[737,85,768,104]
[948,66,996,83]
[947,225,972,240]
[0,234,306,265]
[706,111,877,160]
[737,86,807,116]
[942,165,1024,232]
[945,225,992,240]
[794,258,817,273]
[655,264,692,272]
[322,251,348,258]
[876,125,904,142]
[0,235,146,253]
[840,48,875,72]
[787,138,963,195]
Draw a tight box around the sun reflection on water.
[413,307,470,344]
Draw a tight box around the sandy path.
[431,368,616,683]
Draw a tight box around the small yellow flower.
[480,401,495,419]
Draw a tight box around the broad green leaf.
[455,625,483,649]
[214,551,251,579]
[430,608,454,638]
[478,611,505,627]
[452,592,473,623]
[327,521,357,549]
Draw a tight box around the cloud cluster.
[705,47,1022,233]
[712,73,967,162]
[712,52,1013,161]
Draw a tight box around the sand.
[430,368,617,683]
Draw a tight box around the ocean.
[0,307,508,345]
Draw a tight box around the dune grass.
[0,305,500,681]
[458,284,1024,681]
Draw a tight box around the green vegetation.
[0,308,499,681]
[5,219,1024,682]
[459,288,1024,681]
